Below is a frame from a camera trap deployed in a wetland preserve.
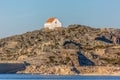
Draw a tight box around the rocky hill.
[0,24,120,75]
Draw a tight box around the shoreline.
[0,61,119,75]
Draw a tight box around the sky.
[0,0,120,38]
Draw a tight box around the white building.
[44,18,62,29]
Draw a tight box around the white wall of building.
[44,23,52,29]
[44,18,62,29]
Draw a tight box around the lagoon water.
[0,74,120,80]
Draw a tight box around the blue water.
[0,74,119,80]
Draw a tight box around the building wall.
[44,23,52,29]
[51,19,62,28]
[44,19,62,29]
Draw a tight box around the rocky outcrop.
[18,65,75,75]
[0,24,120,74]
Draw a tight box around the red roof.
[46,18,56,23]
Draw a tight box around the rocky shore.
[17,65,120,75]
[0,24,120,75]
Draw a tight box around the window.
[55,21,57,24]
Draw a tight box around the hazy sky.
[0,0,120,38]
